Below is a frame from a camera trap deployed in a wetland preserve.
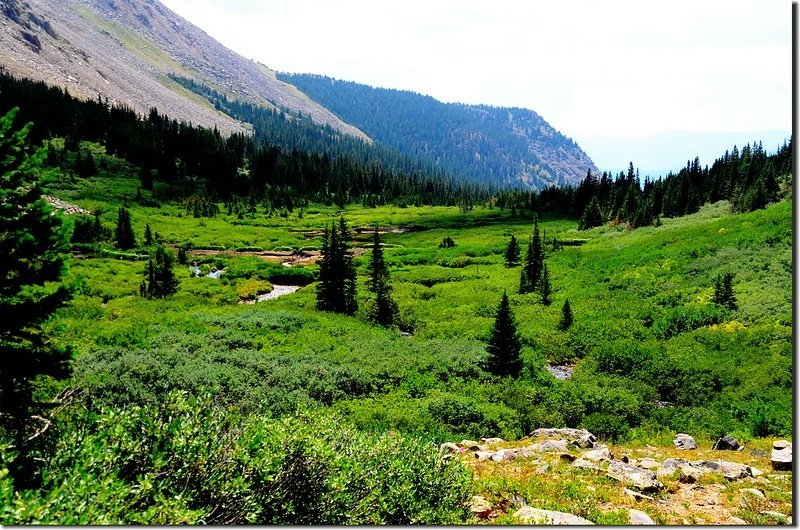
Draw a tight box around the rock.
[491,449,517,462]
[716,461,754,480]
[524,439,570,453]
[514,506,594,525]
[727,516,748,525]
[628,509,655,525]
[638,457,660,471]
[624,488,655,501]
[673,433,697,450]
[474,450,495,461]
[740,487,765,498]
[749,466,763,477]
[607,461,663,492]
[440,442,462,454]
[572,445,611,470]
[760,511,789,524]
[531,428,593,440]
[572,432,597,449]
[559,452,577,463]
[459,439,484,451]
[657,458,690,478]
[572,458,601,470]
[481,437,504,445]
[771,440,792,471]
[750,448,768,457]
[470,495,492,519]
[712,434,741,451]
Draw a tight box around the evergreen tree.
[519,217,543,293]
[483,291,523,378]
[540,263,552,306]
[367,227,398,326]
[140,245,178,299]
[115,207,136,249]
[713,273,737,310]
[504,234,521,267]
[144,222,153,246]
[177,246,188,266]
[579,196,604,230]
[558,299,574,331]
[316,218,358,315]
[0,108,72,487]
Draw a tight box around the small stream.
[546,364,575,380]
[243,284,302,304]
[188,264,226,279]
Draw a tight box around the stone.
[740,488,765,499]
[491,449,517,462]
[624,488,655,501]
[572,432,597,449]
[607,461,663,492]
[771,440,792,471]
[470,495,492,519]
[474,451,494,462]
[716,461,754,480]
[760,511,789,524]
[572,458,601,470]
[657,458,690,478]
[481,437,504,445]
[440,442,462,454]
[673,433,697,450]
[712,434,741,451]
[727,516,748,525]
[459,439,484,451]
[749,466,763,477]
[572,445,611,469]
[628,509,655,525]
[531,428,593,440]
[514,506,594,525]
[638,458,660,471]
[559,452,577,463]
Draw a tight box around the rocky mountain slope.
[279,73,599,190]
[0,0,368,139]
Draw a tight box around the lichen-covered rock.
[673,433,697,450]
[514,506,594,525]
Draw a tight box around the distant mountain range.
[577,129,791,178]
[1,0,596,190]
[279,74,598,190]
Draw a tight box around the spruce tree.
[316,218,358,315]
[115,206,135,249]
[483,291,523,378]
[519,217,543,293]
[144,222,153,246]
[579,196,604,230]
[339,217,358,315]
[713,273,737,310]
[504,234,521,267]
[367,227,398,326]
[540,263,552,306]
[140,245,178,299]
[0,108,72,487]
[559,299,574,331]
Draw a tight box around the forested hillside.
[278,73,599,190]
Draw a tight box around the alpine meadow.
[0,0,793,525]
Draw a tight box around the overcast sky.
[159,0,792,140]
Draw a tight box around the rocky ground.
[443,429,793,525]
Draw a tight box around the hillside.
[0,0,368,139]
[278,73,599,190]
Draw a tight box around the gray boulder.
[514,506,594,525]
[628,509,656,525]
[607,461,663,492]
[712,434,741,451]
[531,428,593,440]
[771,440,792,471]
[673,433,697,450]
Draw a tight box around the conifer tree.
[540,263,552,305]
[483,291,523,377]
[504,234,521,267]
[140,245,178,299]
[339,217,358,315]
[177,246,187,265]
[0,108,72,487]
[316,218,358,315]
[519,217,543,293]
[559,299,574,331]
[115,206,135,249]
[579,196,604,230]
[144,222,153,246]
[713,273,737,310]
[367,227,398,326]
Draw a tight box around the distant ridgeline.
[277,73,598,190]
[0,70,791,224]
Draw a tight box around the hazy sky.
[159,0,792,140]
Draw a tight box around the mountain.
[0,0,368,139]
[278,74,598,190]
[577,129,791,178]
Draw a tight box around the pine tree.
[144,222,153,246]
[519,217,543,293]
[367,227,398,326]
[115,206,136,249]
[540,263,552,305]
[316,218,358,315]
[579,196,604,230]
[483,291,523,377]
[177,246,187,265]
[140,245,178,299]
[559,299,574,331]
[0,108,72,487]
[713,273,737,310]
[339,217,358,315]
[504,234,521,267]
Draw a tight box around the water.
[546,364,575,380]
[243,284,302,304]
[189,264,225,279]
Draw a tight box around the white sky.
[159,0,793,139]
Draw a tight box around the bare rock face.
[514,506,594,525]
[673,433,697,450]
[771,440,792,471]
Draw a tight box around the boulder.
[760,511,790,524]
[440,442,462,454]
[470,495,492,519]
[607,461,663,492]
[530,439,570,453]
[514,506,594,525]
[638,458,660,471]
[531,428,593,440]
[657,458,689,478]
[712,435,741,451]
[581,445,611,462]
[474,451,495,462]
[572,458,601,471]
[572,432,597,449]
[491,449,517,462]
[459,439,486,451]
[481,437,504,445]
[727,516,748,525]
[771,440,792,471]
[628,509,656,525]
[673,433,697,450]
[623,488,655,502]
[740,488,765,499]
